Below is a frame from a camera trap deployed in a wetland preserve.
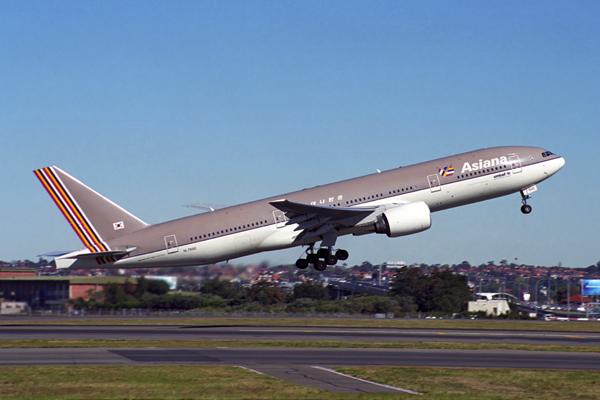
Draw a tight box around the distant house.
[0,268,36,278]
[561,294,592,304]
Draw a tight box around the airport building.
[468,292,515,316]
[0,275,136,310]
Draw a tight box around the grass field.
[0,365,328,400]
[0,365,599,399]
[0,338,599,353]
[336,366,600,400]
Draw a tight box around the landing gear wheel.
[314,259,327,271]
[521,204,532,214]
[520,190,532,215]
[295,258,309,269]
[335,249,349,261]
[307,253,318,264]
[325,254,338,265]
[316,248,329,259]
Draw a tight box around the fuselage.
[54,146,565,269]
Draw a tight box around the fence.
[1,308,411,319]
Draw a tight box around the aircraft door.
[509,155,522,173]
[427,174,441,192]
[164,234,179,254]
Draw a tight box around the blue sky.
[1,1,598,268]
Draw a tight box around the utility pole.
[535,279,543,319]
[567,277,570,319]
[548,275,552,306]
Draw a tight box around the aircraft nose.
[546,156,565,176]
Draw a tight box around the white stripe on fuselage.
[114,223,303,267]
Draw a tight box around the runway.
[1,324,600,346]
[1,347,599,370]
[2,323,599,393]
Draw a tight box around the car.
[543,313,556,321]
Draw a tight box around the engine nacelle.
[373,201,431,238]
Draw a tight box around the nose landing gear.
[520,190,532,214]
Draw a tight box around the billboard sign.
[582,280,600,296]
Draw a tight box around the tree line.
[71,268,490,317]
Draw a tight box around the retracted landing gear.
[295,246,349,271]
[520,190,532,214]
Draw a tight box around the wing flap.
[269,199,373,223]
[269,200,381,244]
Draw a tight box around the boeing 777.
[34,146,564,271]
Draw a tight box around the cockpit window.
[541,151,554,157]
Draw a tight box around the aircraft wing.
[269,199,375,228]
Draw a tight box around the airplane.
[34,146,564,271]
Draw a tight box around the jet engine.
[373,201,431,238]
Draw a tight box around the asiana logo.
[438,165,454,177]
[461,156,510,173]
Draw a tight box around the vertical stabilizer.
[34,166,149,252]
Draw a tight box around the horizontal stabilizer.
[55,247,138,267]
[38,250,75,258]
[63,247,137,259]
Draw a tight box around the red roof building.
[562,294,592,304]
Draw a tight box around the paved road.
[1,324,599,346]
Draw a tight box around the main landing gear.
[295,247,349,271]
[520,190,532,214]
